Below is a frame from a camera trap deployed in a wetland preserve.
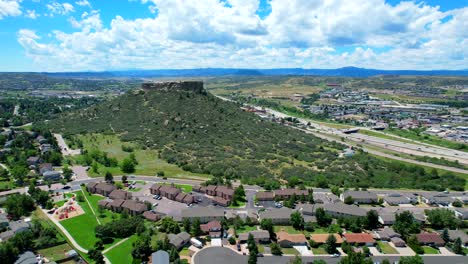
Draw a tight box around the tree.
[121,175,128,183]
[399,255,424,264]
[290,211,304,230]
[191,218,202,237]
[452,237,463,255]
[131,235,152,261]
[338,251,373,264]
[270,242,282,255]
[260,219,275,240]
[228,236,236,245]
[62,166,73,181]
[104,171,113,183]
[247,233,258,264]
[121,158,135,173]
[425,208,460,229]
[5,194,35,220]
[324,234,337,254]
[382,259,391,264]
[344,196,354,205]
[183,218,191,233]
[304,221,314,232]
[393,211,420,239]
[365,210,379,230]
[315,208,332,227]
[442,228,450,243]
[88,249,105,264]
[341,241,352,254]
[407,235,423,255]
[452,199,463,207]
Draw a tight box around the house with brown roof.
[215,186,234,200]
[238,230,270,243]
[205,185,217,196]
[310,234,343,244]
[89,182,117,196]
[109,190,131,200]
[109,199,125,212]
[256,191,275,201]
[416,233,445,247]
[200,220,222,238]
[212,196,230,207]
[143,211,161,222]
[344,233,376,246]
[168,232,191,250]
[192,186,206,193]
[98,200,109,208]
[375,228,401,241]
[391,237,406,247]
[274,189,309,200]
[258,208,294,224]
[121,200,147,216]
[276,231,307,247]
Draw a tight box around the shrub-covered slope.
[45,87,465,190]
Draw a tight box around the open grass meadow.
[37,243,74,262]
[104,235,138,264]
[73,133,210,180]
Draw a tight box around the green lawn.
[377,241,398,254]
[74,134,210,180]
[274,226,303,234]
[229,200,246,208]
[281,247,300,255]
[60,195,100,249]
[258,244,265,253]
[236,225,258,234]
[162,183,193,193]
[37,243,73,262]
[81,186,120,224]
[422,246,439,254]
[180,247,191,257]
[127,187,142,192]
[311,247,327,255]
[105,235,138,264]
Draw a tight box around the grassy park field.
[72,134,210,179]
[104,235,138,264]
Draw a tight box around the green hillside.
[43,83,465,191]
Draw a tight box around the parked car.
[152,203,158,207]
[237,244,241,251]
[332,253,340,258]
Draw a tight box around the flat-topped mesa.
[142,81,205,93]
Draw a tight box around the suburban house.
[453,208,468,220]
[298,203,367,218]
[212,196,230,207]
[274,188,309,200]
[238,230,270,243]
[109,190,132,200]
[225,210,258,222]
[151,250,169,264]
[107,199,125,212]
[255,191,275,201]
[168,232,191,249]
[0,219,31,242]
[341,191,378,204]
[26,156,41,166]
[214,186,234,201]
[205,185,217,196]
[42,170,62,182]
[175,193,195,205]
[343,233,376,246]
[181,208,225,224]
[375,228,401,241]
[446,230,468,247]
[258,208,294,224]
[143,211,162,222]
[276,231,307,247]
[422,193,454,206]
[309,234,343,245]
[39,163,53,175]
[391,237,406,247]
[121,200,147,216]
[150,184,181,200]
[383,193,412,205]
[192,186,206,193]
[200,220,222,238]
[313,193,340,204]
[416,233,445,247]
[87,182,117,196]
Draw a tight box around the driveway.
[393,244,416,256]
[71,166,89,180]
[211,238,222,247]
[293,245,312,256]
[53,133,81,156]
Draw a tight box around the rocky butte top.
[142,81,205,93]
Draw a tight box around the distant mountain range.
[40,66,468,78]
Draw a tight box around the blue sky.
[0,0,467,71]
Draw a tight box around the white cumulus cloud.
[16,0,468,71]
[47,1,75,16]
[0,0,22,19]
